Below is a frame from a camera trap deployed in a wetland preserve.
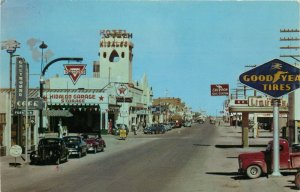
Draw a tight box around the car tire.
[295,171,300,189]
[246,165,262,179]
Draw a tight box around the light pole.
[39,41,48,73]
[39,57,83,134]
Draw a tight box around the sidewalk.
[215,123,297,191]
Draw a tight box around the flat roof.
[229,106,289,113]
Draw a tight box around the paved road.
[1,123,297,192]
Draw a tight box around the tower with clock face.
[98,30,134,83]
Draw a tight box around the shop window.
[103,52,107,58]
[121,52,125,58]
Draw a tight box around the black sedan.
[30,138,69,165]
[144,124,166,134]
[63,136,88,158]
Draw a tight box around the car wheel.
[246,165,262,179]
[295,171,300,189]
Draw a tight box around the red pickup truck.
[238,139,300,179]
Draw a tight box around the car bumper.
[87,147,96,151]
[68,149,80,155]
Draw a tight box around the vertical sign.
[15,57,28,104]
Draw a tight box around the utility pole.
[280,28,300,145]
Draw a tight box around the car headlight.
[75,145,78,149]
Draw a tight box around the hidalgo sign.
[239,59,300,98]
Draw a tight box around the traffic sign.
[239,59,300,98]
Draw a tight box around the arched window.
[109,50,120,62]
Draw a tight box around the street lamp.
[39,41,48,73]
[39,57,83,134]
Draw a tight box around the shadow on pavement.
[286,180,298,190]
[193,144,211,147]
[215,144,267,148]
[206,171,250,180]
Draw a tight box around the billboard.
[211,84,229,96]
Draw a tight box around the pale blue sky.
[1,0,299,115]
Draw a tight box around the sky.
[1,0,299,115]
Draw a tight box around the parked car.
[183,121,192,127]
[63,136,87,158]
[30,138,69,165]
[238,139,300,179]
[173,121,182,128]
[85,136,106,153]
[163,123,172,131]
[144,124,166,134]
[112,124,129,136]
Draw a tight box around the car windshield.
[39,139,60,145]
[63,137,80,143]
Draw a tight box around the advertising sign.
[15,57,28,103]
[239,59,300,98]
[45,92,107,105]
[64,64,86,84]
[211,84,229,96]
[116,84,128,97]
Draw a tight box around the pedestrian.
[132,123,137,135]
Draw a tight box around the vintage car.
[63,136,87,158]
[85,137,106,153]
[144,124,166,134]
[238,139,300,179]
[30,138,69,165]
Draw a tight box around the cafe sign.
[239,59,300,98]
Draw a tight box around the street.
[1,123,297,192]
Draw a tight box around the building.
[152,97,191,123]
[0,29,153,155]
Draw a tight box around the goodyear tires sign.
[239,59,300,98]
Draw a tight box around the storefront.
[44,90,119,134]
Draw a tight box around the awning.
[43,110,73,117]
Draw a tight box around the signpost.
[239,59,300,177]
